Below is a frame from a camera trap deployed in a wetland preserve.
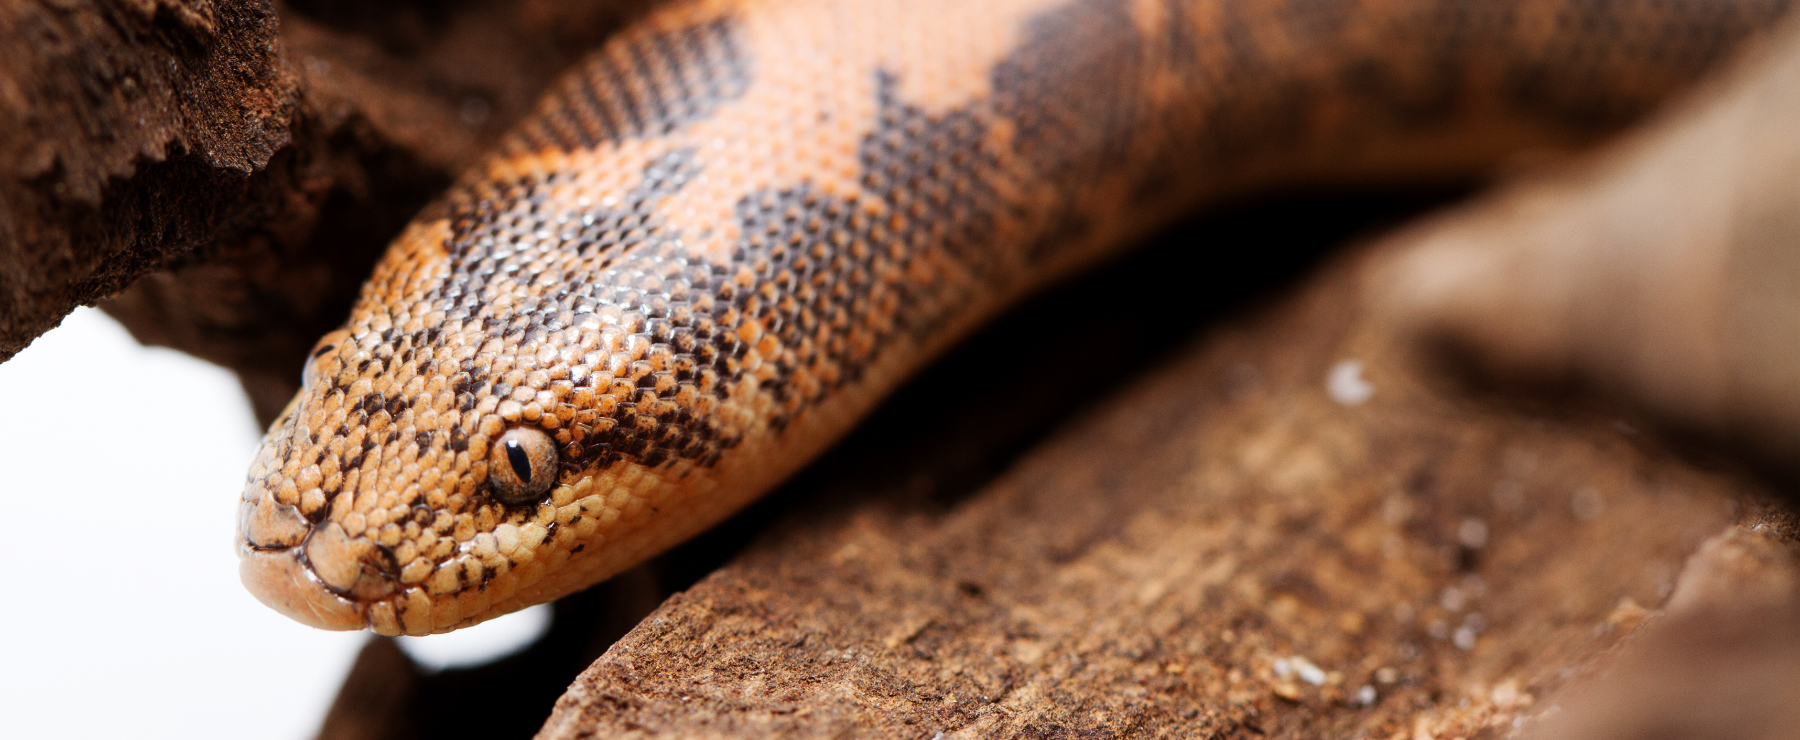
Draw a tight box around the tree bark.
[0,0,292,360]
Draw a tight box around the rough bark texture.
[0,0,659,422]
[527,238,1789,739]
[0,0,292,360]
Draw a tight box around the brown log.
[0,0,292,360]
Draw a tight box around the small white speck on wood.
[1327,359,1374,405]
[1283,655,1327,686]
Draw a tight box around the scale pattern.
[237,0,1792,634]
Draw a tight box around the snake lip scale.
[234,0,1790,634]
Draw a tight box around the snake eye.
[490,427,558,504]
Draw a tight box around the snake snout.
[238,491,370,631]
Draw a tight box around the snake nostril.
[303,522,399,601]
[490,427,559,504]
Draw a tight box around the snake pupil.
[505,441,534,484]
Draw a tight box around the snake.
[236,0,1792,635]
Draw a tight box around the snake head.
[230,0,1059,634]
[227,123,905,634]
[231,201,776,635]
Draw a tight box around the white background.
[0,308,367,738]
[0,309,558,738]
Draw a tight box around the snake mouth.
[237,493,384,631]
[238,544,367,631]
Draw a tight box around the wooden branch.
[0,0,292,360]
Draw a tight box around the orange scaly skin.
[237,0,1790,634]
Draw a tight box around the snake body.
[238,0,1789,634]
